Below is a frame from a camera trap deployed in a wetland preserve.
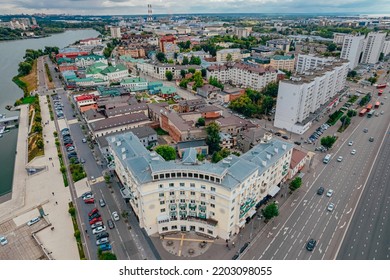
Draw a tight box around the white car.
[92,226,106,234]
[27,217,40,226]
[0,236,8,246]
[82,194,94,201]
[351,149,356,155]
[348,141,353,146]
[96,237,109,246]
[91,221,103,229]
[112,211,120,221]
[82,138,87,143]
[326,189,334,197]
[327,203,335,212]
[337,156,343,162]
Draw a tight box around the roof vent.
[261,160,267,167]
[274,147,279,153]
[121,147,126,153]
[282,144,287,150]
[116,141,121,146]
[122,154,127,160]
[266,154,271,160]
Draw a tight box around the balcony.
[179,203,187,210]
[169,204,177,211]
[189,203,197,210]
[199,205,206,211]
[198,212,206,219]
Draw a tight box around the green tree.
[182,56,189,65]
[192,71,204,90]
[209,76,224,90]
[262,202,279,220]
[347,110,357,117]
[68,207,76,217]
[18,61,32,76]
[188,68,196,74]
[261,81,279,97]
[226,53,233,62]
[340,115,351,127]
[206,122,221,154]
[156,52,167,63]
[211,151,223,163]
[165,71,173,81]
[99,252,118,260]
[347,70,357,78]
[189,56,201,65]
[179,79,189,88]
[261,95,275,114]
[74,230,80,239]
[36,138,44,149]
[379,52,384,61]
[180,69,187,78]
[155,145,176,161]
[201,68,207,77]
[327,43,337,52]
[289,177,302,191]
[321,136,337,149]
[197,117,205,126]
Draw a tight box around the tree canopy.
[262,202,279,220]
[165,70,173,81]
[155,145,176,161]
[206,122,221,154]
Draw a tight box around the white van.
[323,154,331,164]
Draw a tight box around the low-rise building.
[197,84,222,99]
[288,148,308,179]
[137,62,201,80]
[270,55,295,72]
[266,39,290,53]
[108,131,293,240]
[219,132,234,149]
[216,49,243,62]
[177,139,209,157]
[120,77,148,92]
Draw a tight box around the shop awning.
[268,185,280,197]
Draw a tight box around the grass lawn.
[19,60,38,93]
[28,133,44,162]
[155,127,169,135]
[21,95,37,104]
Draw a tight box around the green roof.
[74,54,105,61]
[121,77,147,84]
[101,64,128,74]
[157,86,177,94]
[93,61,108,68]
[86,66,103,75]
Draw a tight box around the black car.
[317,187,324,195]
[63,140,73,145]
[107,219,115,229]
[96,232,109,240]
[282,135,289,140]
[294,141,301,145]
[306,239,317,251]
[275,132,282,136]
[369,137,374,142]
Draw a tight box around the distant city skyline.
[1,0,390,16]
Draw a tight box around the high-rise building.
[296,54,334,73]
[110,26,121,39]
[108,131,293,240]
[382,40,390,57]
[340,34,365,69]
[361,32,386,64]
[274,59,349,135]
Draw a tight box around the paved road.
[241,85,390,260]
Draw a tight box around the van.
[323,154,331,164]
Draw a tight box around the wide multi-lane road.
[242,90,390,260]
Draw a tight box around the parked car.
[96,232,109,240]
[80,158,86,164]
[83,194,94,200]
[337,156,343,162]
[107,219,115,229]
[294,141,301,145]
[112,211,120,221]
[348,141,353,146]
[92,226,106,235]
[88,208,99,217]
[89,217,103,225]
[306,239,316,251]
[82,138,87,143]
[66,146,75,152]
[369,137,374,142]
[0,236,9,246]
[274,132,282,136]
[99,199,106,207]
[99,243,112,251]
[363,128,368,133]
[89,212,101,221]
[82,191,92,198]
[96,237,109,246]
[27,217,40,226]
[282,135,289,140]
[91,221,103,230]
[84,198,95,204]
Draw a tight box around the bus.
[323,154,331,164]
[359,108,367,116]
[367,110,375,118]
[378,90,383,96]
[366,104,373,111]
[374,101,380,108]
[376,84,387,89]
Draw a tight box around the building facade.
[216,49,242,62]
[274,59,349,134]
[108,132,293,240]
[361,32,386,64]
[295,54,334,73]
[110,26,121,39]
[340,34,365,69]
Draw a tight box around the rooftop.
[90,112,148,132]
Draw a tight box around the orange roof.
[75,94,95,102]
[290,148,307,169]
[80,104,98,113]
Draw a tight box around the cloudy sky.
[1,0,389,15]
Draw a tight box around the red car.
[89,217,102,225]
[65,143,73,148]
[88,208,99,217]
[84,198,95,204]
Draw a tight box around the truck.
[359,108,367,116]
[376,84,387,89]
[378,90,383,96]
[366,104,373,112]
[374,101,380,108]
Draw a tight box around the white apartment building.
[216,49,243,62]
[296,54,334,73]
[274,59,349,135]
[270,55,295,72]
[110,26,121,39]
[382,40,390,57]
[108,132,293,240]
[340,34,365,69]
[333,33,347,45]
[361,32,386,64]
[207,62,278,91]
[137,62,201,80]
[234,27,252,39]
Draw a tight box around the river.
[0,29,100,197]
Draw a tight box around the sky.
[1,0,390,15]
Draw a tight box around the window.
[169,183,174,187]
[171,225,177,230]
[159,174,164,179]
[201,185,206,190]
[182,172,187,177]
[194,173,198,178]
[210,203,215,208]
[159,184,163,188]
[188,173,193,178]
[170,200,175,203]
[201,193,206,197]
[210,211,215,216]
[191,191,195,195]
[177,172,182,178]
[160,209,166,213]
[159,193,164,197]
[205,175,209,180]
[210,195,215,200]
[207,230,213,235]
[198,227,204,232]
[180,191,185,195]
[180,199,185,203]
[160,201,165,205]
[201,201,206,205]
[171,173,176,178]
[211,187,216,192]
[165,173,170,178]
[154,175,158,180]
[169,191,175,196]
[190,200,195,203]
[162,226,168,231]
[190,183,195,188]
[180,183,185,187]
[200,174,204,179]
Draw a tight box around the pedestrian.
[55,201,58,205]
[232,242,235,247]
[52,192,54,196]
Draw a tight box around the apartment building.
[206,62,278,91]
[270,55,295,72]
[137,62,201,80]
[108,131,293,240]
[266,39,290,53]
[382,40,390,57]
[295,54,334,73]
[333,33,347,45]
[361,32,386,64]
[110,26,121,39]
[234,27,252,39]
[216,49,243,62]
[340,34,365,69]
[274,59,349,134]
